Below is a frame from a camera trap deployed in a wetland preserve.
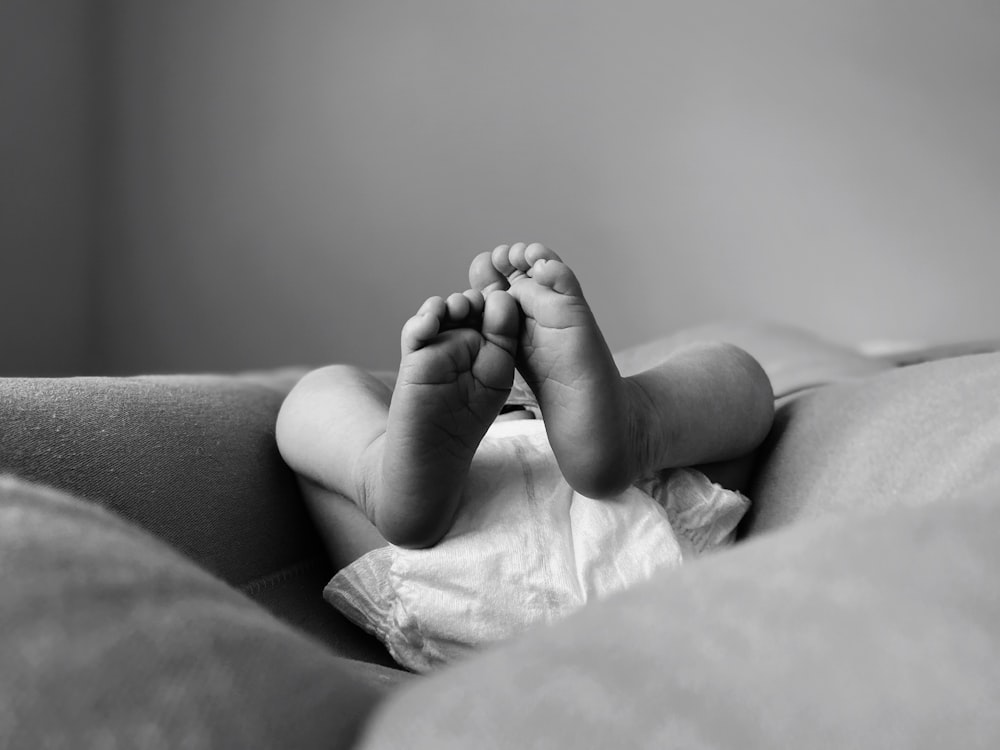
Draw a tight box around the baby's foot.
[469,243,638,497]
[377,288,519,547]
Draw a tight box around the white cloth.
[325,420,749,673]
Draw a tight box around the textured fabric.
[0,375,404,665]
[327,420,747,673]
[0,475,387,748]
[747,351,1000,535]
[0,376,316,588]
[360,479,1000,749]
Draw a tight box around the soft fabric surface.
[360,479,1000,749]
[0,475,392,749]
[1,326,997,745]
[0,376,311,586]
[0,375,397,665]
[359,349,1000,747]
[746,351,1000,535]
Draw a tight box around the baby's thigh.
[614,321,889,396]
[298,478,388,571]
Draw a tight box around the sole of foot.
[469,243,637,497]
[375,288,520,547]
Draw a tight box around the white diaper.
[325,420,749,673]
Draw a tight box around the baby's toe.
[508,242,532,272]
[529,258,584,297]
[524,243,563,266]
[491,244,516,277]
[462,289,486,318]
[481,290,520,355]
[400,311,441,353]
[444,292,472,324]
[491,244,528,280]
[469,252,509,293]
[417,295,448,319]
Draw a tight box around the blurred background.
[2,0,999,376]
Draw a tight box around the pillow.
[0,374,400,665]
[0,476,387,748]
[359,476,1000,748]
[746,351,1000,535]
[0,375,318,587]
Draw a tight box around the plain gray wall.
[1,0,99,375]
[4,1,1000,374]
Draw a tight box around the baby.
[277,243,774,671]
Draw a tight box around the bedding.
[2,322,998,747]
[747,351,1000,534]
[360,348,1000,748]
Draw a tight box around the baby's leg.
[469,244,773,495]
[277,289,520,549]
[469,243,634,497]
[276,365,394,568]
[624,341,774,477]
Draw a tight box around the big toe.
[481,290,520,354]
[529,258,584,297]
[469,251,509,293]
[523,242,563,266]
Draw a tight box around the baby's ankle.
[351,432,387,525]
[550,378,648,498]
[621,376,667,482]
